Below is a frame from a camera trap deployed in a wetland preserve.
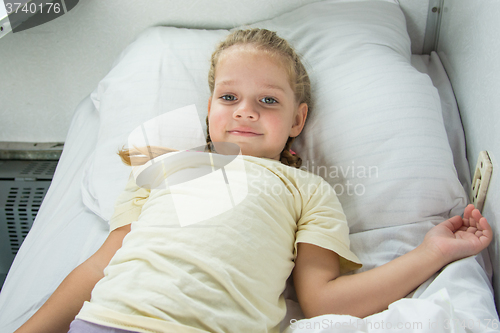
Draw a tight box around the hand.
[422,204,493,265]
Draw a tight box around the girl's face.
[208,45,308,160]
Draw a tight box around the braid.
[280,137,302,168]
[205,115,213,152]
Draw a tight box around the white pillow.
[253,1,468,232]
[83,28,228,220]
[82,0,467,233]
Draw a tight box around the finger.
[467,216,477,229]
[445,215,464,232]
[472,217,492,249]
[462,217,471,228]
[471,208,483,221]
[463,204,475,220]
[470,208,485,229]
[477,216,491,234]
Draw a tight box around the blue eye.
[221,95,236,101]
[261,97,278,104]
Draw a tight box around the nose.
[233,101,259,120]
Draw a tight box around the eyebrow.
[215,80,236,88]
[216,80,286,93]
[263,83,286,93]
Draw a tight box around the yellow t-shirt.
[77,153,361,333]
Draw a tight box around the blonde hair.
[119,28,311,168]
[118,146,178,167]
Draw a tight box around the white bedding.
[1,56,496,333]
[0,0,497,332]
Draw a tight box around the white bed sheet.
[0,53,496,333]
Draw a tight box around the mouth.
[227,129,263,137]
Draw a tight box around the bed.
[0,0,498,332]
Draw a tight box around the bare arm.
[293,241,445,318]
[15,224,131,333]
[293,205,493,318]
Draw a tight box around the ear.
[289,103,308,138]
[207,96,212,116]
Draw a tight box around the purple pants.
[68,319,138,333]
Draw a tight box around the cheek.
[208,113,224,140]
[267,114,293,134]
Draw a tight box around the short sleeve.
[295,176,362,274]
[108,172,150,232]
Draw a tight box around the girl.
[16,28,492,333]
